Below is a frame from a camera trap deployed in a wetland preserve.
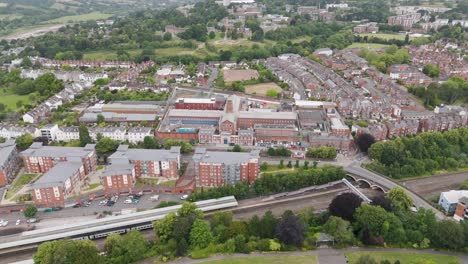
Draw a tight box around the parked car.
[180,194,189,200]
[107,200,115,207]
[124,199,133,204]
[132,199,139,204]
[16,220,21,226]
[72,204,81,208]
[149,195,159,201]
[52,207,62,211]
[26,218,37,224]
[0,220,8,227]
[99,200,108,206]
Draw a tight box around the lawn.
[158,179,177,187]
[356,33,409,41]
[83,47,211,61]
[345,252,459,264]
[245,82,282,96]
[347,43,389,49]
[44,12,113,24]
[0,94,30,110]
[84,183,100,191]
[201,256,317,264]
[12,174,37,190]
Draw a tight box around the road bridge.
[345,163,446,220]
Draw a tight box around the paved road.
[345,163,446,220]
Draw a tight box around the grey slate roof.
[0,140,17,167]
[101,164,134,177]
[32,162,83,189]
[108,145,180,163]
[193,148,259,164]
[21,143,95,158]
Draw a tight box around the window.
[123,175,128,185]
[107,176,113,186]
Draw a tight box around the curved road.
[345,163,446,220]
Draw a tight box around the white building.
[127,127,153,144]
[56,127,80,142]
[439,190,468,214]
[89,127,127,142]
[40,124,59,141]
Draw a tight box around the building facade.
[0,140,20,187]
[193,148,259,187]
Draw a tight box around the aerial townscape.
[0,0,467,263]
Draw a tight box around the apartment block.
[101,164,136,195]
[108,145,180,179]
[21,142,97,175]
[31,162,85,208]
[193,148,259,187]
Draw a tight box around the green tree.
[105,231,147,264]
[163,32,172,41]
[323,216,354,244]
[95,137,119,154]
[386,187,413,211]
[209,31,216,39]
[79,124,92,146]
[142,136,158,149]
[33,239,100,264]
[354,204,405,245]
[153,212,176,242]
[96,114,105,124]
[430,220,465,250]
[24,204,37,218]
[15,134,33,151]
[423,64,440,77]
[260,162,268,171]
[189,219,213,249]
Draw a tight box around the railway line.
[0,196,238,253]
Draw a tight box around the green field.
[345,252,459,264]
[0,94,31,110]
[356,33,412,41]
[347,43,389,49]
[201,256,317,264]
[83,46,214,60]
[44,12,112,24]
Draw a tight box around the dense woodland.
[367,128,468,179]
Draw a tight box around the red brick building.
[237,111,297,129]
[31,162,85,208]
[108,145,180,179]
[21,142,97,175]
[174,97,225,110]
[101,164,135,195]
[193,148,259,187]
